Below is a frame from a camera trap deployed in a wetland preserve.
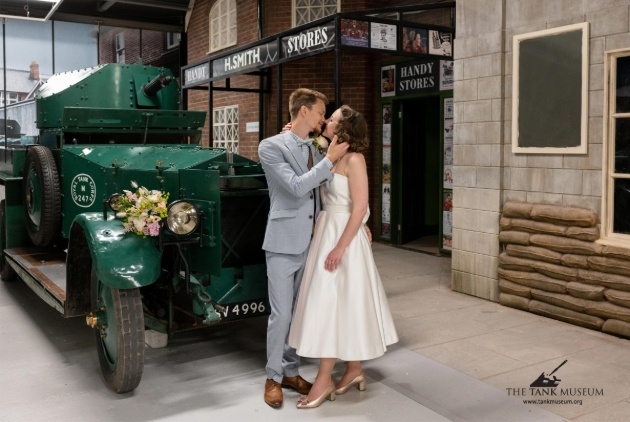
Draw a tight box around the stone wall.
[498,201,630,339]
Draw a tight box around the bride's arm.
[324,153,369,271]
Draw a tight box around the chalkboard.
[512,23,589,154]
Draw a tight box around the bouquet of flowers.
[115,181,169,237]
[312,132,329,153]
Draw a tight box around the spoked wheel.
[89,268,145,393]
[0,200,17,281]
[23,146,61,247]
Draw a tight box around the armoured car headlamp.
[108,194,124,212]
[166,201,199,235]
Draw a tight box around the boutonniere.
[311,132,329,153]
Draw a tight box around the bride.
[288,105,398,409]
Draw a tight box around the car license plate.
[220,299,269,320]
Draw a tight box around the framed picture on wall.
[512,22,589,154]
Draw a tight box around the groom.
[258,88,348,408]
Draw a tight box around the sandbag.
[566,282,605,301]
[509,218,566,236]
[499,293,530,311]
[498,268,567,293]
[502,202,533,219]
[498,230,530,246]
[498,253,536,272]
[565,226,600,242]
[506,244,562,264]
[530,204,597,228]
[584,301,630,323]
[529,300,604,330]
[561,254,590,269]
[578,269,630,292]
[498,279,531,298]
[530,234,603,255]
[588,256,630,278]
[532,260,578,281]
[604,289,630,308]
[602,319,630,339]
[530,289,588,313]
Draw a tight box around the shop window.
[209,0,236,53]
[115,33,125,63]
[603,51,630,242]
[213,105,239,153]
[293,0,339,27]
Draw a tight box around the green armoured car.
[0,63,269,393]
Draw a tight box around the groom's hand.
[326,135,349,163]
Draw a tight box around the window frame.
[115,32,125,63]
[601,48,630,245]
[212,105,239,153]
[292,0,340,28]
[208,0,237,54]
[1,92,19,106]
[166,32,180,49]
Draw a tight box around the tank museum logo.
[505,360,603,406]
[71,173,96,208]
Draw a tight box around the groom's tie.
[307,147,313,170]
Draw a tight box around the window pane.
[614,178,630,234]
[617,56,630,113]
[54,22,98,72]
[615,118,630,173]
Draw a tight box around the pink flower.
[148,222,160,236]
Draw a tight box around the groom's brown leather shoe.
[281,375,312,395]
[264,379,283,408]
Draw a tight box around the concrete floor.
[2,240,630,421]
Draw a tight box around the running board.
[5,248,67,315]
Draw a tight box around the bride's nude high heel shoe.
[335,371,366,395]
[296,383,336,409]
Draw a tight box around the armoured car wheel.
[23,146,61,247]
[0,201,17,281]
[91,268,145,393]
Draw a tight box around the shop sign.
[396,59,439,95]
[212,40,279,78]
[281,21,336,59]
[183,62,210,87]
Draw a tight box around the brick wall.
[185,0,436,233]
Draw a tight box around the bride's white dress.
[288,174,398,361]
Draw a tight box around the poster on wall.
[371,23,397,50]
[444,118,453,140]
[440,60,454,90]
[443,165,453,189]
[442,190,453,250]
[402,26,428,53]
[382,104,392,239]
[381,65,396,97]
[444,98,454,119]
[429,30,453,56]
[444,143,453,166]
[340,19,369,47]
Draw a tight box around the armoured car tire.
[23,146,61,247]
[0,201,17,281]
[91,268,145,393]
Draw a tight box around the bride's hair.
[334,105,369,153]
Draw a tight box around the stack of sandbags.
[498,201,630,339]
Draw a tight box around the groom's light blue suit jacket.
[258,131,333,255]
